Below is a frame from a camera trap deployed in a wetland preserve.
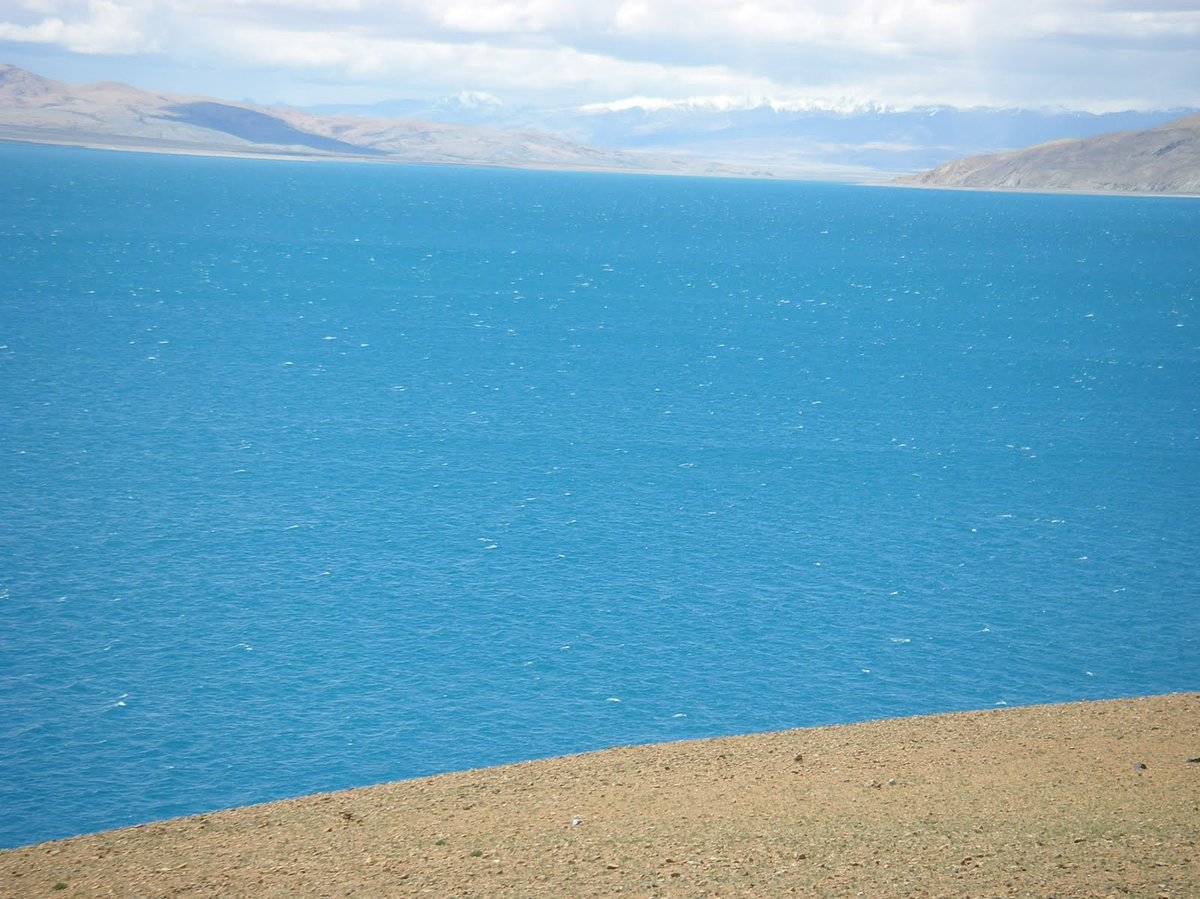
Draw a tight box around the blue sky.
[2,1,1198,112]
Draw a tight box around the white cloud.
[0,0,154,53]
[1,0,1197,110]
[207,22,761,102]
[435,1,581,33]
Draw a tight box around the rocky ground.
[3,693,1197,898]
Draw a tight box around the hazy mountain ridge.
[310,95,1195,176]
[0,65,760,178]
[5,64,1198,186]
[897,115,1200,194]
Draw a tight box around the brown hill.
[898,114,1200,195]
[3,693,1197,897]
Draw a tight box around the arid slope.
[898,114,1200,194]
[3,693,1197,898]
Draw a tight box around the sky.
[1,0,1198,113]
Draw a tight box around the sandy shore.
[0,135,787,182]
[3,693,1197,897]
[881,179,1200,199]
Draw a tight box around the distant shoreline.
[4,693,1197,896]
[0,134,800,182]
[883,178,1200,200]
[7,134,1195,197]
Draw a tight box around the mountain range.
[2,63,1198,192]
[310,95,1195,179]
[0,64,758,179]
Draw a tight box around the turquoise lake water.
[1,143,1197,847]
